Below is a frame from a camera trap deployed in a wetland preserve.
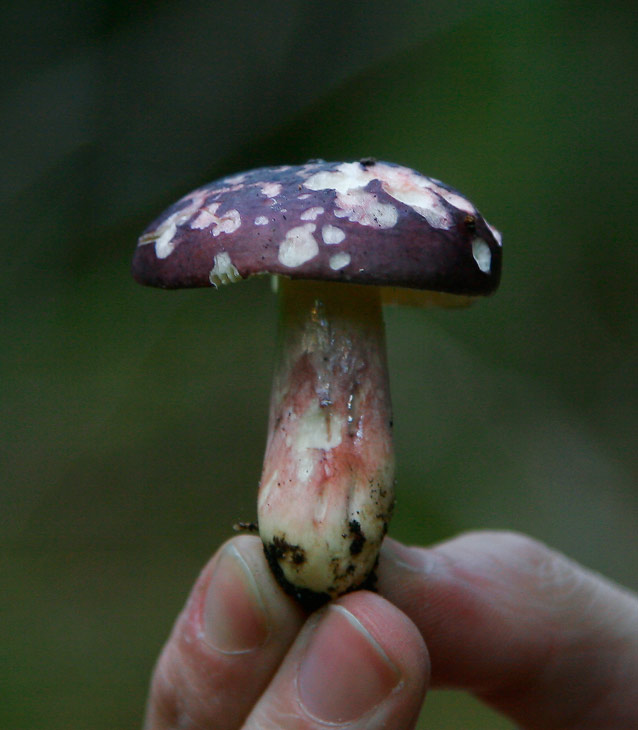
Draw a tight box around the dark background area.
[2,1,637,728]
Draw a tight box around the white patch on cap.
[153,220,178,258]
[370,166,455,228]
[257,182,282,198]
[138,188,211,258]
[472,238,492,273]
[304,161,464,230]
[382,184,453,229]
[191,202,241,236]
[322,224,346,244]
[216,210,241,234]
[334,189,398,228]
[304,162,371,194]
[298,193,311,199]
[487,222,503,246]
[300,206,324,221]
[329,252,351,270]
[278,223,319,267]
[209,252,242,287]
[255,216,269,226]
[425,179,475,215]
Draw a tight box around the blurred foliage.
[1,1,637,728]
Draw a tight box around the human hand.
[143,531,638,729]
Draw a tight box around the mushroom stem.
[258,278,395,607]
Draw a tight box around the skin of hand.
[143,531,638,730]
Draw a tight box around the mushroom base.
[258,279,395,602]
[263,540,380,610]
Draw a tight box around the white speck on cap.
[255,216,269,226]
[209,252,242,287]
[329,252,351,270]
[472,238,492,273]
[278,224,319,267]
[300,206,324,221]
[321,225,346,244]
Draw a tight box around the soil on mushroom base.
[262,534,380,611]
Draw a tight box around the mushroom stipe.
[133,159,502,606]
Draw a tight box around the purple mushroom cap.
[132,160,502,298]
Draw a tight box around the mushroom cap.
[132,159,502,300]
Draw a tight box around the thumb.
[243,591,429,729]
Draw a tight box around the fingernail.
[298,605,401,723]
[203,544,270,653]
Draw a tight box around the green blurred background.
[2,1,637,728]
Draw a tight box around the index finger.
[377,531,638,729]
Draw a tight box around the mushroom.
[132,159,502,607]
